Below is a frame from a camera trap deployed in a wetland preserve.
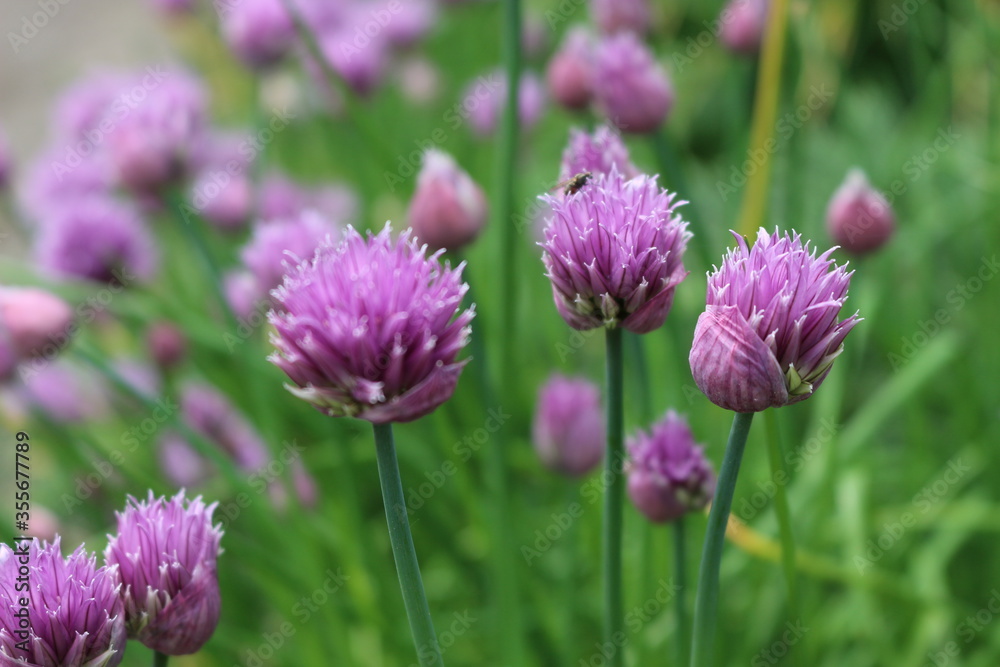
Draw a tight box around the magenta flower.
[590,0,650,35]
[593,32,674,134]
[689,228,860,413]
[147,322,187,370]
[532,374,605,476]
[627,411,715,523]
[268,224,474,423]
[104,491,223,655]
[558,125,639,183]
[258,172,358,224]
[826,169,895,255]
[188,132,255,232]
[546,26,594,112]
[34,196,157,285]
[720,0,769,55]
[218,0,295,69]
[18,362,110,423]
[540,168,691,333]
[466,71,546,137]
[0,538,126,667]
[0,287,73,360]
[241,210,341,296]
[407,150,488,251]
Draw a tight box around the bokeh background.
[1,0,999,665]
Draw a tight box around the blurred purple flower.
[689,228,860,412]
[0,537,126,667]
[395,56,442,105]
[182,382,270,470]
[219,0,295,69]
[627,411,715,522]
[242,210,341,297]
[18,361,109,423]
[593,32,673,134]
[33,196,157,285]
[590,0,650,35]
[466,70,546,137]
[224,270,263,321]
[311,25,391,97]
[546,26,594,112]
[104,491,223,655]
[269,224,474,423]
[377,0,437,48]
[147,322,187,370]
[558,124,639,182]
[258,172,358,224]
[407,149,488,251]
[19,146,114,220]
[0,287,73,360]
[720,0,769,55]
[826,169,895,255]
[188,132,255,232]
[539,168,690,333]
[532,374,605,476]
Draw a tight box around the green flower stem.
[764,409,799,617]
[603,326,625,667]
[372,422,443,667]
[690,411,755,667]
[673,517,688,667]
[153,651,168,667]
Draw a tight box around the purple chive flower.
[689,228,860,413]
[532,374,605,476]
[593,32,674,134]
[188,133,255,232]
[626,411,715,522]
[0,287,73,360]
[219,0,295,69]
[19,361,110,423]
[269,224,474,423]
[546,26,594,112]
[558,125,639,183]
[242,210,341,297]
[182,382,271,471]
[407,149,488,251]
[34,196,157,285]
[106,71,207,194]
[378,0,437,48]
[19,147,114,219]
[590,0,650,35]
[104,491,223,655]
[258,172,358,225]
[51,72,131,142]
[0,538,126,667]
[540,168,691,333]
[311,27,390,98]
[720,0,769,55]
[826,169,895,255]
[467,71,546,137]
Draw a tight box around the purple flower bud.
[147,322,187,370]
[720,0,769,55]
[23,506,60,543]
[690,229,860,412]
[626,411,715,522]
[558,125,639,183]
[540,168,691,333]
[242,210,341,296]
[546,26,593,111]
[104,491,223,655]
[408,150,488,251]
[189,133,255,231]
[182,383,270,470]
[312,27,390,98]
[532,374,605,476]
[292,459,319,509]
[590,0,650,35]
[219,0,295,69]
[34,196,157,285]
[0,287,73,359]
[269,225,474,423]
[826,169,895,255]
[106,71,207,194]
[466,71,547,137]
[224,270,262,321]
[0,538,126,667]
[593,32,674,134]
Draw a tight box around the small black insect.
[553,171,593,196]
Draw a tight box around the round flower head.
[407,149,488,251]
[0,538,126,667]
[590,0,650,35]
[540,168,691,333]
[0,287,73,359]
[593,32,674,134]
[268,224,474,423]
[312,27,390,98]
[34,196,157,285]
[689,228,860,412]
[241,210,341,296]
[532,374,605,476]
[720,0,769,55]
[826,169,895,255]
[20,146,114,220]
[546,26,594,111]
[104,491,223,655]
[147,322,187,370]
[558,124,639,183]
[219,0,295,69]
[188,133,255,231]
[626,411,715,522]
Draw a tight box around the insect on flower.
[552,171,593,196]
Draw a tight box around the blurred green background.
[1,0,999,665]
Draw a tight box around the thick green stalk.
[673,517,688,667]
[372,423,443,667]
[764,409,799,617]
[153,652,168,667]
[603,327,625,667]
[690,411,755,667]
